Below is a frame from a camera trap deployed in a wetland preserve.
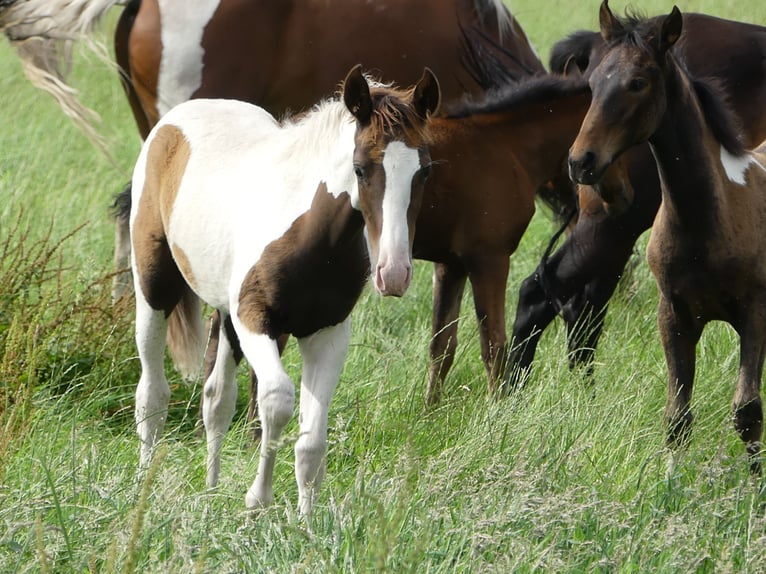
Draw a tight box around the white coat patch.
[720,145,766,185]
[156,0,221,116]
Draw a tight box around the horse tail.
[0,0,125,158]
[166,287,205,381]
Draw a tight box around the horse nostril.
[569,151,597,183]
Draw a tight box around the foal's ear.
[659,6,683,53]
[343,64,373,126]
[412,67,441,120]
[598,0,622,43]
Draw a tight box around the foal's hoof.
[245,488,274,511]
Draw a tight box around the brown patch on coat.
[132,124,193,313]
[237,183,368,339]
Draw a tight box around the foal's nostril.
[581,151,596,171]
[569,151,597,183]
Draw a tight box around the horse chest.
[237,225,369,339]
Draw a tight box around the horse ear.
[562,55,583,78]
[343,64,373,126]
[412,67,441,119]
[659,6,683,53]
[598,0,622,43]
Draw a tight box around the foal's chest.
[237,198,369,339]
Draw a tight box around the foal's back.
[131,97,352,306]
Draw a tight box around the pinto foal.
[130,65,440,513]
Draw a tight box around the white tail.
[0,0,123,157]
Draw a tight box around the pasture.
[2,0,766,571]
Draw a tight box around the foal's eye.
[354,165,364,180]
[628,77,648,92]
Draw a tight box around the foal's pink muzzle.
[374,258,413,297]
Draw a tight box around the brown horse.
[509,11,766,385]
[569,1,766,474]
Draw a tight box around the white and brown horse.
[569,1,766,474]
[130,65,440,513]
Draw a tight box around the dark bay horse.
[509,11,766,385]
[131,65,440,514]
[569,1,766,474]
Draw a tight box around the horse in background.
[509,10,766,385]
[131,65,440,514]
[569,1,766,475]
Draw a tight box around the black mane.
[444,73,589,119]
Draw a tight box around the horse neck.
[444,87,592,182]
[648,60,724,229]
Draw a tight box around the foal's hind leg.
[733,312,766,474]
[427,262,467,405]
[134,292,171,468]
[658,295,702,476]
[294,318,351,515]
[202,314,240,488]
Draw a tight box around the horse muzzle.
[374,259,412,297]
[568,151,606,185]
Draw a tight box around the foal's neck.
[648,61,724,229]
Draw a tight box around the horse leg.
[732,313,766,474]
[246,333,289,443]
[469,257,510,396]
[112,185,132,303]
[201,313,239,488]
[134,290,170,468]
[561,270,623,378]
[508,269,560,389]
[235,324,295,510]
[658,295,702,476]
[294,318,351,515]
[427,262,467,405]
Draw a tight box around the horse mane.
[690,75,746,156]
[283,82,433,164]
[443,73,589,119]
[472,0,514,39]
[549,29,600,74]
[367,85,435,147]
[608,9,746,156]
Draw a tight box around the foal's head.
[343,64,440,296]
[569,1,682,185]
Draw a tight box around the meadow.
[2,0,766,571]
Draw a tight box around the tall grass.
[2,1,766,571]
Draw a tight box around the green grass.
[2,1,766,571]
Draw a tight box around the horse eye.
[629,78,648,92]
[420,164,432,180]
[354,165,364,180]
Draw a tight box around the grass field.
[2,1,766,571]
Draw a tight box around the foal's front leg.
[427,262,467,405]
[469,257,510,396]
[295,318,351,515]
[235,324,296,510]
[657,295,702,475]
